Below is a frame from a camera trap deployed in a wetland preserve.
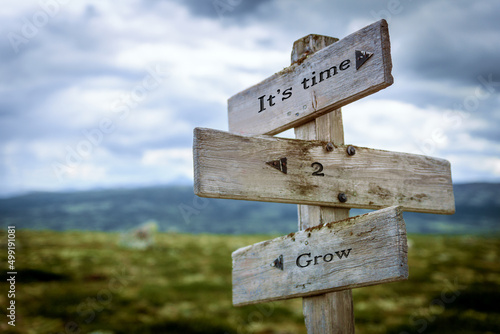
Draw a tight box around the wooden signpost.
[192,19,455,333]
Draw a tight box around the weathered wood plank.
[228,19,393,136]
[193,127,455,214]
[232,206,408,306]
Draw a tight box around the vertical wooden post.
[292,35,355,334]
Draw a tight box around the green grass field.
[1,230,499,334]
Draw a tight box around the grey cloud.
[471,127,500,143]
[165,0,272,20]
[103,135,193,157]
[240,0,428,38]
[394,1,500,86]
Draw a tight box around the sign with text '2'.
[228,20,393,136]
[194,128,455,214]
[232,206,408,306]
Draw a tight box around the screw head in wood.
[346,146,356,156]
[326,142,334,152]
[338,192,347,203]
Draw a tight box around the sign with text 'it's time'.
[228,20,393,136]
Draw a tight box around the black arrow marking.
[270,254,284,270]
[266,157,287,174]
[355,50,374,70]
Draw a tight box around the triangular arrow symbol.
[270,254,284,270]
[355,50,374,70]
[266,157,287,174]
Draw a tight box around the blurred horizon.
[2,177,498,199]
[1,183,499,235]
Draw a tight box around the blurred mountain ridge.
[0,183,498,235]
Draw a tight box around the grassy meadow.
[1,230,499,334]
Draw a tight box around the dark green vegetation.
[0,230,499,334]
[1,183,499,234]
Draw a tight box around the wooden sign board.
[232,206,408,306]
[194,128,455,214]
[228,19,393,136]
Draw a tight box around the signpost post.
[192,19,455,333]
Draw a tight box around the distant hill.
[0,183,499,234]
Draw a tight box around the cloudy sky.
[1,0,499,197]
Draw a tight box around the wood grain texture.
[291,34,339,65]
[302,292,354,334]
[228,19,393,136]
[295,112,354,334]
[232,206,408,306]
[193,127,455,214]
